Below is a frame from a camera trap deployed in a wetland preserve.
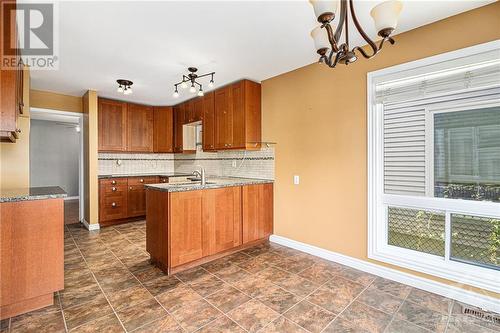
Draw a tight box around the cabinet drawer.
[128,176,158,185]
[101,184,127,196]
[100,178,127,186]
[100,195,127,221]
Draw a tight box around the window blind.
[375,60,500,104]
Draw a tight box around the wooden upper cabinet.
[212,80,261,151]
[242,183,273,244]
[127,103,154,152]
[202,187,242,256]
[214,85,233,149]
[153,106,174,153]
[184,100,196,123]
[202,92,216,151]
[98,98,128,152]
[193,97,203,122]
[173,104,184,153]
[170,190,204,267]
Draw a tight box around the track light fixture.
[172,67,215,98]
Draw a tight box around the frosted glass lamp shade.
[311,26,330,53]
[370,1,402,33]
[309,0,339,22]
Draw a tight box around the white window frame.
[368,40,500,293]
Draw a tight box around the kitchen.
[1,1,499,332]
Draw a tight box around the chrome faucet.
[192,166,206,186]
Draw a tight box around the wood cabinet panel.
[202,92,216,151]
[146,188,169,269]
[173,105,184,153]
[98,98,128,151]
[128,185,146,217]
[127,103,154,152]
[214,86,233,149]
[0,199,64,318]
[170,190,204,267]
[242,184,273,243]
[193,97,203,122]
[153,106,174,153]
[231,81,245,149]
[202,187,242,256]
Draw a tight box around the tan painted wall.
[82,91,99,225]
[262,3,500,297]
[30,89,83,113]
[0,67,31,191]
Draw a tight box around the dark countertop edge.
[145,179,274,193]
[0,186,68,203]
[98,173,192,179]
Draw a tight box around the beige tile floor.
[1,221,498,333]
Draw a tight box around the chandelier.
[309,0,402,68]
[172,67,215,98]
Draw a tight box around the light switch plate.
[294,175,300,185]
[232,160,237,168]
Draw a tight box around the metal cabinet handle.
[112,187,117,191]
[112,180,116,185]
[162,179,167,183]
[140,179,144,183]
[129,186,132,190]
[228,143,232,147]
[111,202,116,207]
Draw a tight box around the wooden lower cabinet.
[99,176,159,225]
[170,190,204,267]
[202,187,242,256]
[146,183,273,273]
[0,198,64,319]
[242,183,273,243]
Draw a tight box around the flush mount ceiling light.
[116,79,133,95]
[172,67,215,98]
[309,0,402,68]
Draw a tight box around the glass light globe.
[117,86,124,93]
[189,86,196,93]
[208,81,214,88]
[310,26,330,52]
[172,91,179,98]
[309,0,339,21]
[370,0,403,33]
[197,90,204,97]
[181,82,188,89]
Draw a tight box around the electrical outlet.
[232,160,237,168]
[294,175,300,185]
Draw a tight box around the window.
[368,41,500,293]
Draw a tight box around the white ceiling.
[29,0,494,106]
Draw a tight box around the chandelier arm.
[325,51,342,68]
[324,24,339,52]
[334,0,347,42]
[348,0,379,59]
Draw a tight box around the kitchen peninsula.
[145,177,273,274]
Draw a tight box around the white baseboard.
[81,219,100,231]
[269,234,500,314]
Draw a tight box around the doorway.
[30,108,84,225]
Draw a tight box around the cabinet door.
[127,103,154,152]
[242,184,273,243]
[194,97,203,122]
[153,106,174,153]
[173,105,184,153]
[231,81,246,149]
[185,100,195,123]
[214,86,233,149]
[98,98,127,151]
[202,187,242,256]
[127,185,146,217]
[202,92,216,151]
[170,190,203,267]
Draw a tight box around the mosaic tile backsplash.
[98,146,275,180]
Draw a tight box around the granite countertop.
[98,172,192,179]
[145,177,273,193]
[0,186,67,203]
